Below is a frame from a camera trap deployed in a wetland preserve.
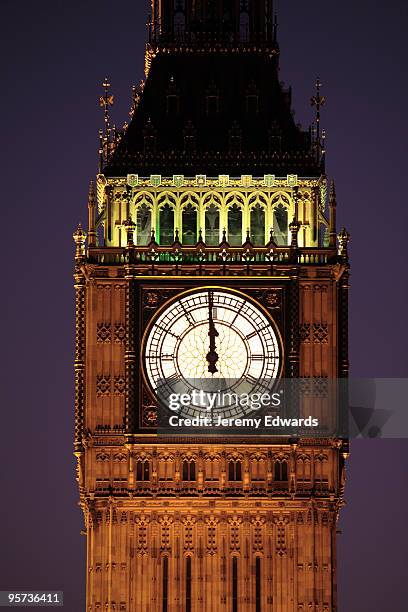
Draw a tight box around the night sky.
[1,1,407,610]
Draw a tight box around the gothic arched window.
[250,204,265,245]
[136,459,150,481]
[159,204,175,245]
[274,460,288,482]
[205,204,220,245]
[228,460,242,482]
[273,203,289,245]
[182,204,197,245]
[136,204,151,245]
[182,459,196,481]
[228,203,243,246]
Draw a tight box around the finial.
[329,181,336,206]
[87,180,97,247]
[219,228,230,249]
[73,223,87,260]
[273,13,278,43]
[289,217,301,249]
[129,84,138,119]
[99,78,114,166]
[328,180,337,248]
[148,229,158,248]
[172,228,182,250]
[195,228,206,249]
[266,228,277,249]
[100,77,114,133]
[242,229,254,250]
[123,217,136,247]
[338,227,350,261]
[310,78,326,164]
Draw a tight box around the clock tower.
[73,1,350,610]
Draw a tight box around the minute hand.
[206,291,219,374]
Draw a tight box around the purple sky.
[1,1,407,609]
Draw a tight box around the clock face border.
[140,285,284,407]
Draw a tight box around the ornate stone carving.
[300,323,311,343]
[97,323,112,343]
[313,323,328,343]
[96,375,111,396]
[113,376,126,395]
[114,323,126,343]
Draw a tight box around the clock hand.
[206,290,219,374]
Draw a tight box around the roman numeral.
[246,331,258,340]
[251,354,264,361]
[166,373,181,385]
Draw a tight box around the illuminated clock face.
[144,289,281,419]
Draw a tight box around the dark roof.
[104,51,320,177]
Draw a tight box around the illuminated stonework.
[75,2,349,610]
[96,175,326,250]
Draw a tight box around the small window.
[182,460,196,481]
[274,461,288,482]
[136,460,150,481]
[228,461,242,482]
[174,12,185,41]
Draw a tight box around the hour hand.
[206,291,219,374]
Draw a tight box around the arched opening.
[136,204,151,245]
[228,203,242,246]
[182,204,197,245]
[159,204,174,245]
[250,204,265,245]
[205,204,220,246]
[273,203,289,245]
